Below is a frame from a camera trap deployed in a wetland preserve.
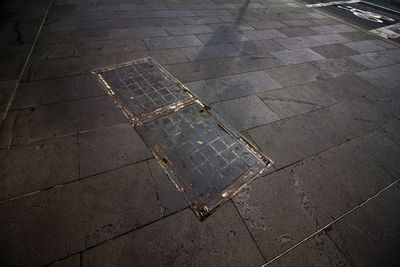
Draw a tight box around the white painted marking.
[370,22,400,38]
[338,5,395,23]
[306,0,360,8]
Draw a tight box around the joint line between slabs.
[1,0,54,126]
[261,178,400,267]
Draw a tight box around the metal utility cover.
[94,57,273,219]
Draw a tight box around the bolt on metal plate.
[94,57,273,219]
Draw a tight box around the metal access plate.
[94,57,273,218]
[97,59,193,122]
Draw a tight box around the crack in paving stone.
[93,57,273,219]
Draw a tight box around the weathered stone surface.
[356,64,400,89]
[310,24,356,34]
[233,170,319,261]
[266,62,326,87]
[286,138,394,226]
[12,74,107,109]
[316,97,389,140]
[5,96,126,146]
[0,80,16,121]
[164,25,213,35]
[0,135,78,201]
[311,58,366,78]
[180,44,240,61]
[268,232,351,267]
[29,54,116,81]
[344,40,385,53]
[312,74,382,101]
[271,48,326,64]
[247,110,346,168]
[49,254,81,267]
[79,123,152,177]
[197,32,249,44]
[247,20,286,30]
[232,39,285,55]
[278,26,319,37]
[0,163,161,267]
[165,59,234,82]
[186,71,282,104]
[82,202,265,267]
[258,83,336,118]
[310,44,358,58]
[211,95,280,131]
[350,52,396,69]
[147,158,187,216]
[224,54,285,73]
[144,35,203,50]
[326,182,400,267]
[242,29,287,40]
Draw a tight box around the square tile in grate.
[97,58,193,122]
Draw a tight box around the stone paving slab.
[1,0,400,265]
[356,64,400,90]
[312,74,382,101]
[310,43,358,59]
[78,123,152,178]
[3,96,126,146]
[186,71,282,104]
[0,162,162,267]
[0,135,78,201]
[271,48,326,64]
[82,202,265,267]
[165,59,234,82]
[247,109,347,168]
[232,39,285,55]
[258,83,336,119]
[223,54,285,73]
[211,95,280,131]
[311,57,366,78]
[147,158,187,216]
[267,232,351,266]
[11,74,107,109]
[29,54,117,81]
[344,40,386,53]
[49,254,80,267]
[266,62,326,87]
[326,182,400,267]
[0,80,16,121]
[144,35,203,50]
[180,44,240,61]
[233,170,319,261]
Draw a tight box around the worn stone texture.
[211,95,280,131]
[0,135,78,201]
[12,74,107,109]
[79,123,153,177]
[186,71,282,104]
[1,1,400,266]
[258,83,336,118]
[268,232,351,267]
[4,96,126,146]
[0,163,162,267]
[247,110,347,168]
[326,182,400,267]
[147,158,188,216]
[82,202,265,267]
[233,170,319,261]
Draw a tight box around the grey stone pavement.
[0,0,399,266]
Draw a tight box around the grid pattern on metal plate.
[94,57,272,219]
[146,104,259,203]
[99,60,191,117]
